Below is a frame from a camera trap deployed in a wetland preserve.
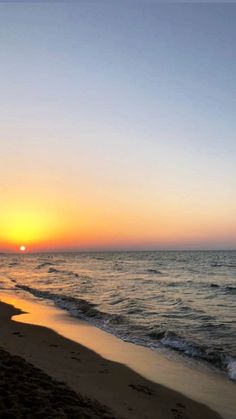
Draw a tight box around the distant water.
[0,251,236,381]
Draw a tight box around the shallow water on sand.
[0,250,236,381]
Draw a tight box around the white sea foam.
[227,358,236,380]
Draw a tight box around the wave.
[8,262,19,267]
[227,358,236,380]
[146,269,162,274]
[225,286,236,293]
[35,262,55,269]
[14,284,236,382]
[47,267,80,278]
[109,297,125,305]
[161,333,202,358]
[211,262,236,268]
[207,283,236,293]
[150,330,236,380]
[15,285,126,328]
[211,263,224,268]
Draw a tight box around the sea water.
[0,250,235,381]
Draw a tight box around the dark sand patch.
[0,348,115,419]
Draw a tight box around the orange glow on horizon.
[0,192,235,252]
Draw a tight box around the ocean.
[0,250,235,381]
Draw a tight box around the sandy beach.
[0,347,113,418]
[1,1,235,417]
[0,295,223,419]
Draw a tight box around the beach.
[0,347,112,418]
[1,1,235,417]
[0,294,225,419]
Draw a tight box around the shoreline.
[1,291,236,418]
[0,293,224,419]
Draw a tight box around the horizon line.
[1,248,236,254]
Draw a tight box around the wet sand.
[0,297,222,419]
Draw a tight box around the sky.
[0,2,236,252]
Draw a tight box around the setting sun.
[0,3,235,419]
[0,201,67,251]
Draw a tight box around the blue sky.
[0,2,235,250]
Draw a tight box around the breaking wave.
[15,284,236,381]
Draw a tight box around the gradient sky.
[0,2,236,251]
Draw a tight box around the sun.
[19,245,26,252]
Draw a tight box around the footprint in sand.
[12,331,24,338]
[128,383,154,395]
[71,356,81,362]
[171,406,189,419]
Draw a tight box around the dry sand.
[0,299,222,419]
[0,347,114,418]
